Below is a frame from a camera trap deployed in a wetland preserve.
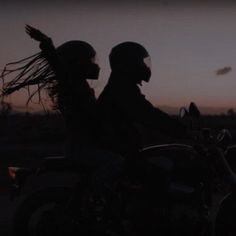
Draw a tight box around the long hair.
[0,40,96,111]
[0,51,56,108]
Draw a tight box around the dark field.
[0,113,65,164]
[1,112,236,170]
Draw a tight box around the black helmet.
[56,40,99,80]
[109,42,151,84]
[56,40,95,63]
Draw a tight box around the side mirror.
[179,107,188,118]
[216,129,232,147]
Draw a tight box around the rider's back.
[97,75,143,155]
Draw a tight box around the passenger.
[2,25,100,159]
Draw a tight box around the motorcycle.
[8,104,236,236]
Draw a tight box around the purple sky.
[1,0,236,113]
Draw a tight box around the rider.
[97,41,188,156]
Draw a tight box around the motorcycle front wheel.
[215,193,236,236]
[12,187,73,236]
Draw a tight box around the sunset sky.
[1,0,236,113]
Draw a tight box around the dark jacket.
[40,39,97,153]
[97,73,187,155]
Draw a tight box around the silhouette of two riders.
[1,28,188,159]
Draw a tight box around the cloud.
[216,66,232,76]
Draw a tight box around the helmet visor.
[91,55,99,65]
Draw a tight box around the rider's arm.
[39,38,67,83]
[25,25,66,81]
[121,86,188,139]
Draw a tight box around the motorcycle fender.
[215,192,236,234]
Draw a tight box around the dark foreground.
[0,166,16,236]
[0,144,64,236]
[0,113,236,235]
